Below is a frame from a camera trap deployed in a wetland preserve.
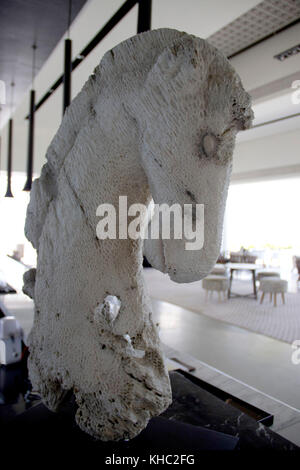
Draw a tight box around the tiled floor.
[151,299,300,411]
[144,268,300,344]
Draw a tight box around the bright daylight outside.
[225,178,300,280]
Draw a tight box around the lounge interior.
[0,0,300,455]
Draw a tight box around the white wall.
[232,128,300,178]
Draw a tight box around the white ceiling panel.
[208,0,300,57]
[152,0,261,37]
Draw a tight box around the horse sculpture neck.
[23,29,188,441]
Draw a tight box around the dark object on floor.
[142,256,152,268]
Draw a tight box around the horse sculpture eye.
[202,133,217,157]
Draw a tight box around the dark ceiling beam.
[251,112,300,129]
[26,0,139,119]
[137,0,151,33]
[63,38,72,114]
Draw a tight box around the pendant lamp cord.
[67,0,72,39]
[32,44,37,88]
[10,81,15,117]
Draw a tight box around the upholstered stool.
[210,264,227,276]
[202,275,229,301]
[259,277,288,307]
[256,271,280,282]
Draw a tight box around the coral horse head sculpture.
[23,29,253,441]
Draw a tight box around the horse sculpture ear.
[153,36,201,80]
[139,35,205,116]
[137,35,253,134]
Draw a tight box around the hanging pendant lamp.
[137,0,152,33]
[5,82,15,198]
[24,44,37,191]
[63,0,72,115]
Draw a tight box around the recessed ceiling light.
[274,44,300,61]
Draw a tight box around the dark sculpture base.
[0,361,299,464]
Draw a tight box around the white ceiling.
[208,0,300,57]
[0,0,263,131]
[1,0,299,173]
[152,0,261,38]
